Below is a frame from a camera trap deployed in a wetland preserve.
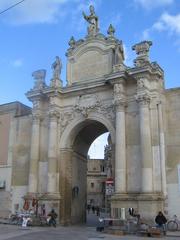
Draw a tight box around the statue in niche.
[82,5,99,36]
[52,56,62,79]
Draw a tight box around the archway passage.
[59,119,113,225]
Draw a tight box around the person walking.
[47,209,58,227]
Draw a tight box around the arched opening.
[59,118,115,225]
[87,133,111,226]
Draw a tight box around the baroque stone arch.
[59,115,115,225]
[59,114,115,149]
[23,5,168,227]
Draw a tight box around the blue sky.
[0,0,180,157]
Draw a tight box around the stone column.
[158,101,167,196]
[47,110,59,193]
[113,83,126,193]
[28,113,41,193]
[137,94,153,192]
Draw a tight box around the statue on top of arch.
[82,5,99,36]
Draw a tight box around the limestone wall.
[0,102,32,216]
[0,113,11,165]
[165,88,180,217]
[11,115,32,213]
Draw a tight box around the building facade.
[87,158,106,208]
[0,5,180,224]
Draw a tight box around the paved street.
[0,224,180,240]
[0,213,179,240]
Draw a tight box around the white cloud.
[141,12,180,51]
[11,59,23,67]
[0,0,102,27]
[142,12,180,40]
[153,13,180,35]
[134,0,174,9]
[0,0,70,25]
[142,28,151,39]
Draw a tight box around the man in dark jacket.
[155,211,167,234]
[47,209,58,227]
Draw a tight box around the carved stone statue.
[52,56,62,79]
[132,41,152,67]
[32,69,46,90]
[107,24,115,38]
[114,43,124,65]
[68,36,76,48]
[82,5,99,36]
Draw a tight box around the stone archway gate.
[25,6,166,225]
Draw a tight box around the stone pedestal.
[111,193,165,221]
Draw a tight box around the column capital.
[136,93,150,106]
[113,82,126,111]
[113,99,126,112]
[49,110,60,120]
[32,111,43,122]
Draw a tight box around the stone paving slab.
[0,224,180,240]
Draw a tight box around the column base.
[111,192,166,221]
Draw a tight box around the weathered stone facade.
[0,5,180,224]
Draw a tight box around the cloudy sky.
[0,0,180,157]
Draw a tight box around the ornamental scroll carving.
[59,111,75,133]
[59,94,115,134]
[136,93,151,106]
[74,94,101,118]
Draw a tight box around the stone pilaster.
[150,101,162,192]
[28,113,41,193]
[59,148,73,225]
[157,101,167,196]
[136,93,153,192]
[113,83,126,193]
[47,110,59,193]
